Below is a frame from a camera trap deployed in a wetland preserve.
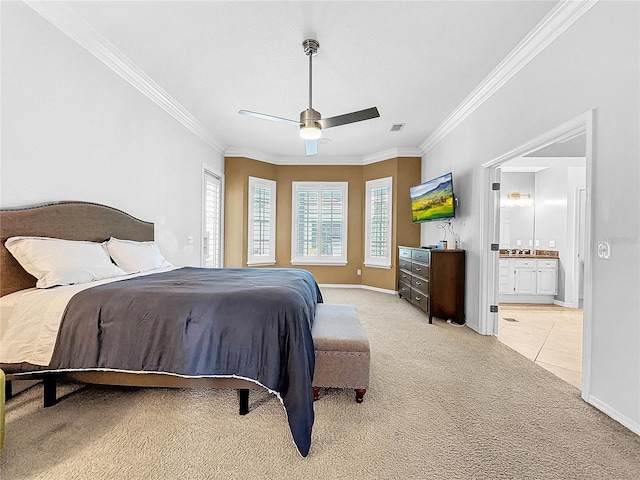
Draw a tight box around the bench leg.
[355,389,366,403]
[312,387,320,401]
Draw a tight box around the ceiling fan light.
[300,123,322,140]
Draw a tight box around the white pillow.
[106,237,172,273]
[5,236,128,288]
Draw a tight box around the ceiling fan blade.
[305,139,318,156]
[238,110,300,127]
[318,107,380,129]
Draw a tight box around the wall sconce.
[501,192,534,207]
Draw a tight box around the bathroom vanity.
[498,249,558,304]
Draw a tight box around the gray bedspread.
[48,267,323,457]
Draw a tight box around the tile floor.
[497,303,583,389]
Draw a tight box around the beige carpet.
[2,288,639,479]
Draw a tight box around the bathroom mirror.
[499,134,586,256]
[499,171,535,252]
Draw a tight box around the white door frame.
[478,110,594,400]
[571,187,587,308]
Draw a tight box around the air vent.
[389,123,405,132]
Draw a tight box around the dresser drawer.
[399,258,412,271]
[411,262,428,277]
[411,249,430,263]
[398,269,412,284]
[411,275,428,294]
[410,288,428,311]
[398,281,412,299]
[399,248,412,260]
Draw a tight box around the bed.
[0,201,322,457]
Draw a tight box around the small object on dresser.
[438,240,447,249]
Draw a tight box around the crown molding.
[420,0,599,154]
[224,148,282,165]
[225,147,421,166]
[362,148,423,165]
[224,147,364,165]
[483,111,589,167]
[25,1,225,154]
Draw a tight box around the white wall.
[422,2,639,430]
[0,1,224,267]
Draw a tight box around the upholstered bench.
[312,304,370,403]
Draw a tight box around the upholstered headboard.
[0,201,154,297]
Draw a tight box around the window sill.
[290,261,348,267]
[247,261,276,267]
[364,263,392,269]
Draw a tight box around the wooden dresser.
[398,246,466,324]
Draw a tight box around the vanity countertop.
[500,254,558,259]
[499,249,559,259]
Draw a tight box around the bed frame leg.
[43,376,57,407]
[238,389,249,415]
[5,380,12,400]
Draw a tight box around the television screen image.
[410,172,455,223]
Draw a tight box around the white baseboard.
[553,299,580,308]
[586,394,640,436]
[499,294,556,304]
[319,284,397,295]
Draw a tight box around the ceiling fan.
[239,39,380,156]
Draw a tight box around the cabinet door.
[514,268,536,294]
[537,268,558,295]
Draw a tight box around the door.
[203,170,223,268]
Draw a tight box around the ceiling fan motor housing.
[300,108,321,126]
[300,108,322,139]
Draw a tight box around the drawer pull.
[415,296,421,301]
[415,267,421,271]
[415,281,422,286]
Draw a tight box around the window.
[291,182,348,265]
[248,176,276,265]
[365,177,392,268]
[203,170,223,268]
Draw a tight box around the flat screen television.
[410,172,455,223]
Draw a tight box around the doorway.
[479,111,594,400]
[495,148,586,389]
